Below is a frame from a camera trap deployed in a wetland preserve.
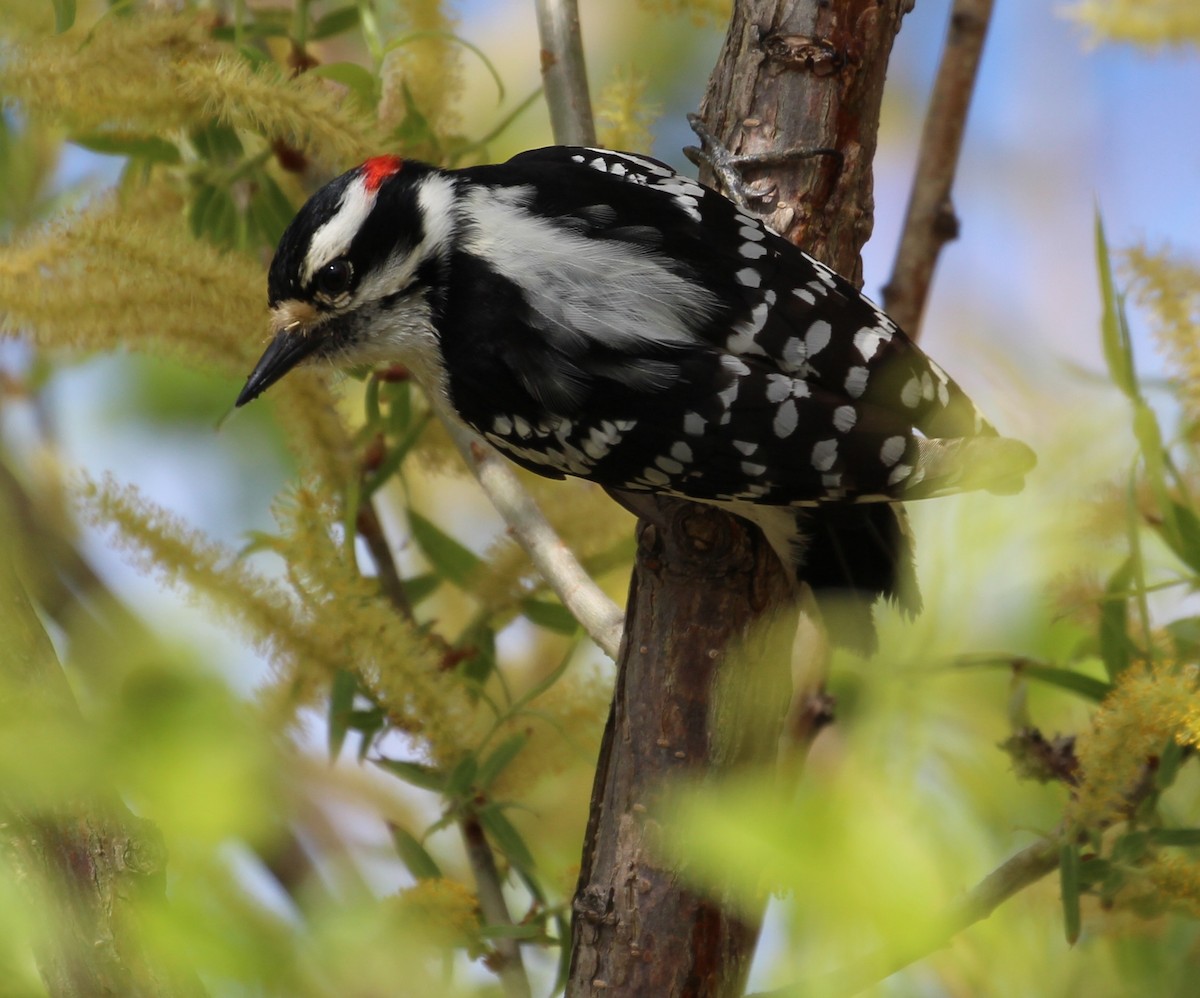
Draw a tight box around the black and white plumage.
[237,146,1034,648]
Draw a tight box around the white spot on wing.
[736,268,762,288]
[901,376,922,408]
[880,435,906,466]
[774,401,799,438]
[811,438,838,472]
[683,412,706,436]
[844,366,869,398]
[887,463,912,486]
[804,320,832,356]
[853,326,891,361]
[832,405,856,433]
[671,441,693,462]
[733,440,758,456]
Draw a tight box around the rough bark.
[567,2,911,995]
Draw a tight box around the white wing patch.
[460,185,717,350]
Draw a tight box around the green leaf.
[1099,558,1136,680]
[374,757,446,792]
[402,572,441,606]
[51,0,75,32]
[1095,210,1136,399]
[309,62,379,107]
[1162,500,1200,575]
[478,805,536,877]
[311,5,361,39]
[247,169,295,248]
[189,183,238,248]
[327,669,358,761]
[71,133,180,163]
[458,625,496,686]
[1156,737,1186,790]
[521,598,579,635]
[1060,842,1081,945]
[1020,665,1111,703]
[1165,616,1200,658]
[1150,828,1200,847]
[388,823,442,880]
[477,734,527,790]
[408,510,480,588]
[353,709,385,762]
[191,122,244,162]
[445,754,478,799]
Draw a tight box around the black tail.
[795,505,921,655]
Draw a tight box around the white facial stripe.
[332,173,460,312]
[460,185,715,348]
[302,175,378,285]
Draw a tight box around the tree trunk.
[567,2,911,995]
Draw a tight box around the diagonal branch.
[883,0,995,340]
[443,421,625,659]
[748,837,1061,997]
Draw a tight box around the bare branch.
[883,0,995,339]
[532,0,596,146]
[444,420,625,659]
[748,838,1061,998]
[460,816,533,998]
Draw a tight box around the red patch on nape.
[361,155,404,192]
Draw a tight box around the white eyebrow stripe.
[301,175,377,285]
[342,173,460,307]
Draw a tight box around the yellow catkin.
[486,670,610,799]
[0,14,214,134]
[0,13,375,169]
[378,0,464,145]
[1124,245,1200,423]
[1065,0,1200,47]
[178,58,377,168]
[0,192,263,374]
[1068,661,1200,830]
[269,374,360,500]
[594,68,659,153]
[390,878,479,946]
[76,475,481,761]
[1143,855,1200,918]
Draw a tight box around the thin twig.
[882,0,995,340]
[444,420,625,659]
[460,816,533,998]
[532,0,596,146]
[747,837,1061,998]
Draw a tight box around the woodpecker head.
[236,155,454,406]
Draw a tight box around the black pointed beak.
[236,328,325,407]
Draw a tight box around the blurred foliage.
[1066,0,1200,47]
[0,0,1198,996]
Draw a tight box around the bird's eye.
[315,258,353,297]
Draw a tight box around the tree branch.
[533,0,596,146]
[444,421,625,659]
[460,816,533,998]
[567,2,912,993]
[882,0,995,339]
